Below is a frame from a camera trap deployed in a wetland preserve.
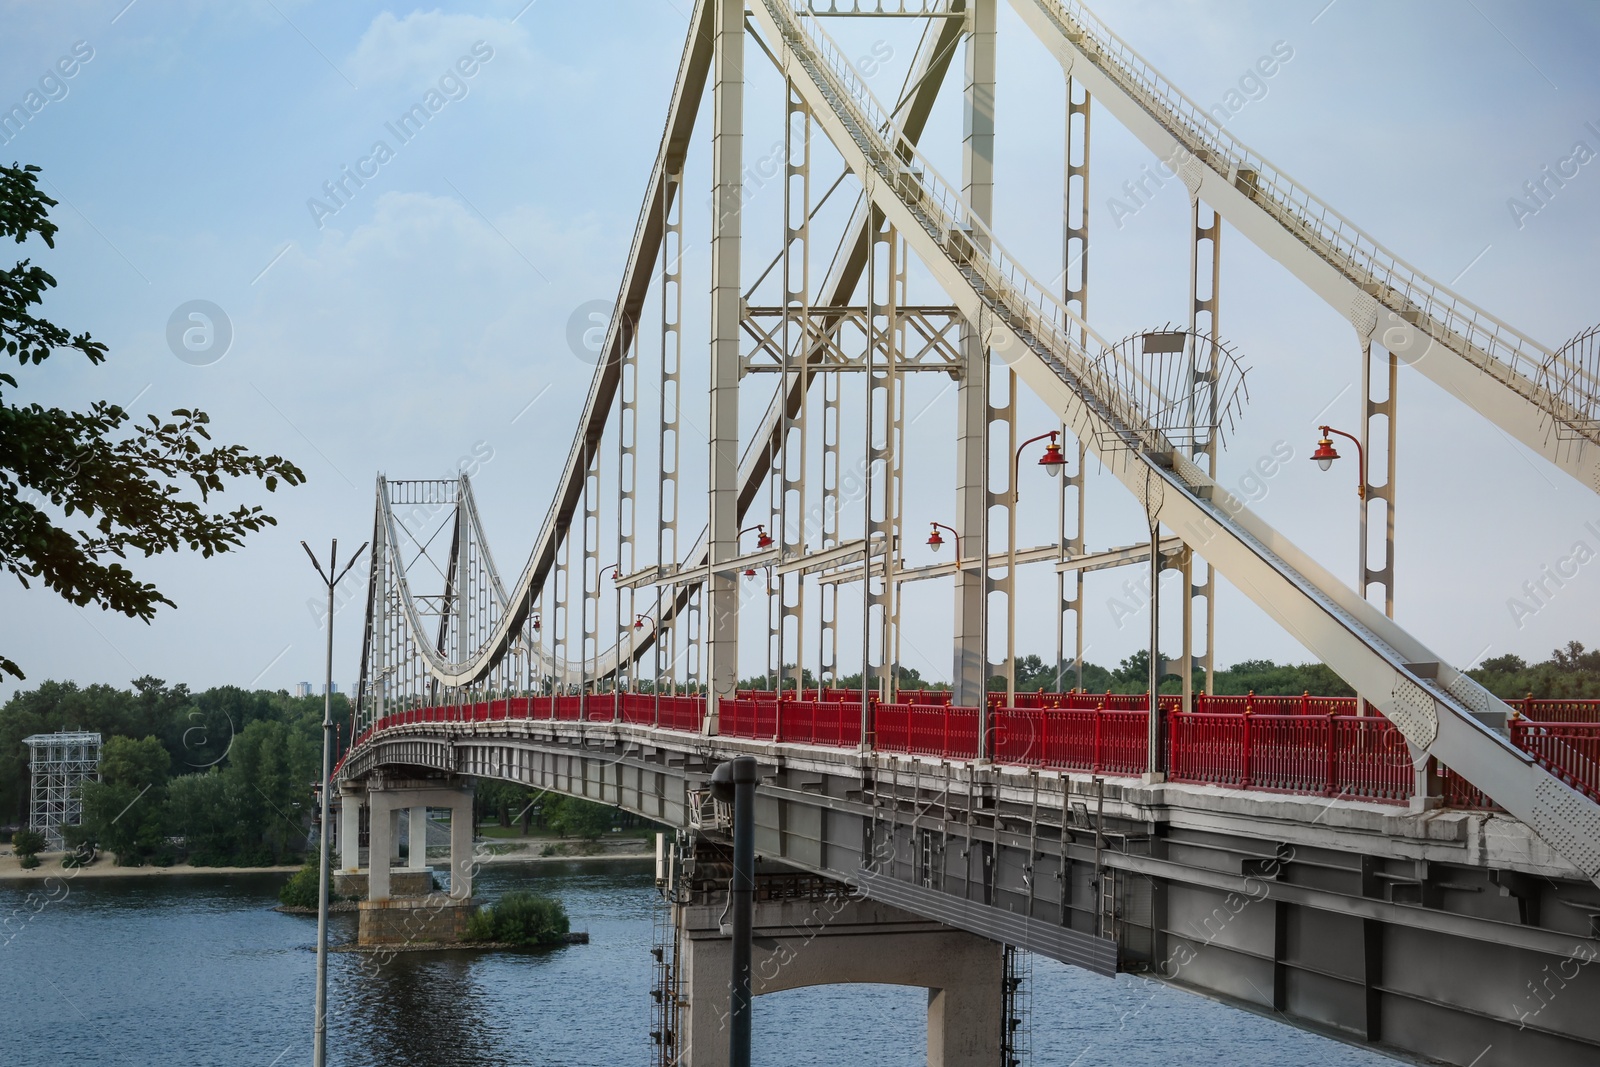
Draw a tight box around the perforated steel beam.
[1007,0,1600,495]
[746,0,1600,886]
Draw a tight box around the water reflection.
[0,861,1396,1067]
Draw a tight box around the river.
[0,860,1397,1066]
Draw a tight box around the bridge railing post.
[1240,710,1253,789]
[1324,712,1339,796]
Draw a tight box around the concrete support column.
[448,789,474,900]
[409,805,429,867]
[1410,746,1444,811]
[389,808,403,864]
[677,895,1001,1067]
[367,792,393,902]
[338,784,363,872]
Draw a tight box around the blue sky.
[2,0,1597,699]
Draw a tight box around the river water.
[0,860,1396,1066]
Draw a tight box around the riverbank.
[0,838,652,882]
[0,853,300,881]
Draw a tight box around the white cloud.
[344,9,538,93]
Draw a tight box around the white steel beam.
[746,0,1600,885]
[1007,0,1600,495]
[706,0,745,722]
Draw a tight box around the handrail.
[1017,0,1598,437]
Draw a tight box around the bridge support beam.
[337,781,364,872]
[361,777,474,903]
[409,804,429,866]
[676,891,1002,1067]
[355,777,476,946]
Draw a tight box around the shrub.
[464,891,570,946]
[12,829,46,860]
[19,854,40,869]
[278,862,324,908]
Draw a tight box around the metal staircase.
[1007,0,1600,493]
[749,0,1600,886]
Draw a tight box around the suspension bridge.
[330,3,1600,1065]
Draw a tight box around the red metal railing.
[1441,767,1500,811]
[1165,713,1411,802]
[776,700,864,747]
[875,703,980,760]
[719,698,776,740]
[1512,720,1600,801]
[992,707,1148,775]
[1512,698,1600,723]
[655,695,706,733]
[342,689,1600,812]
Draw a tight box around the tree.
[11,827,45,867]
[72,735,170,865]
[464,891,570,945]
[0,163,305,680]
[545,796,614,842]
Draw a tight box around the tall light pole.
[1310,425,1368,586]
[1005,431,1067,715]
[1310,425,1373,716]
[301,538,368,1067]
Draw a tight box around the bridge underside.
[340,721,1600,1067]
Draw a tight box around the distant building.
[323,682,339,695]
[294,682,313,698]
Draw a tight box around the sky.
[2,0,1597,703]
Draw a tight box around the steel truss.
[349,0,1600,897]
[24,732,100,851]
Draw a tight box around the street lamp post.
[300,538,368,1067]
[925,521,961,563]
[1310,425,1368,594]
[1006,431,1067,715]
[629,614,652,694]
[1311,424,1379,718]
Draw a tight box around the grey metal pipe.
[712,755,758,1067]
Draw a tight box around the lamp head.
[1311,433,1340,472]
[1038,436,1066,478]
[926,525,944,553]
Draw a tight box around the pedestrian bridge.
[333,0,1600,1063]
[334,691,1600,1066]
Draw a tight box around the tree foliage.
[71,735,172,866]
[10,827,44,858]
[3,679,334,865]
[464,891,570,945]
[543,795,614,842]
[0,163,305,680]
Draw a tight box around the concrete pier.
[676,891,1003,1067]
[336,773,478,945]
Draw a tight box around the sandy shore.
[0,840,652,883]
[0,853,300,882]
[471,844,653,865]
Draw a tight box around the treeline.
[737,641,1600,701]
[473,780,640,842]
[2,678,336,866]
[6,642,1593,861]
[735,656,1353,697]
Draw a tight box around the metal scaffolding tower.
[23,732,101,850]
